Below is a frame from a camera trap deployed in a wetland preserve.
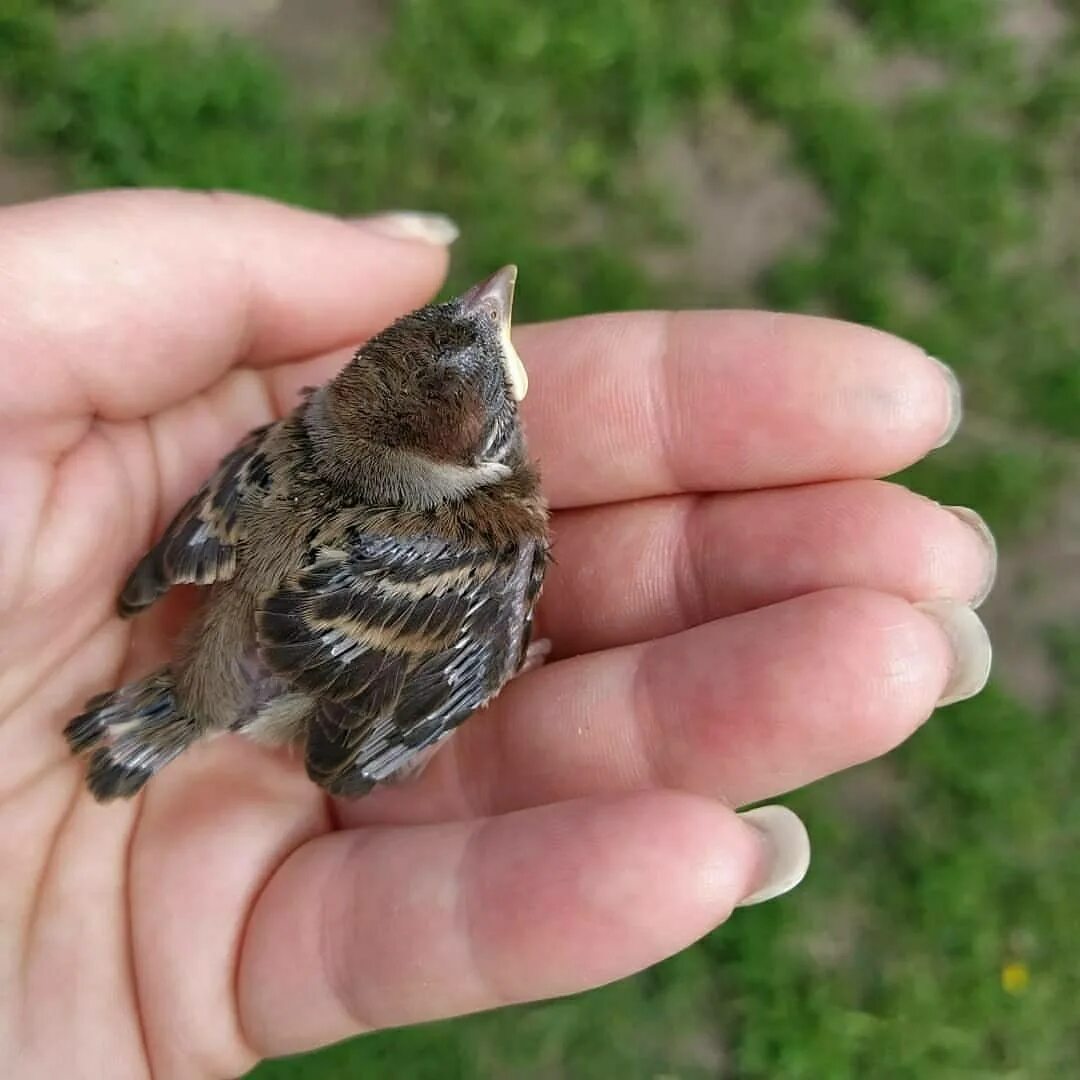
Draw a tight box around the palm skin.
[0,191,992,1078]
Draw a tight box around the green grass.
[3,1,1078,1076]
[850,0,1011,62]
[898,436,1065,542]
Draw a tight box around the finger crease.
[318,831,381,1035]
[651,311,691,494]
[206,192,262,368]
[458,820,518,1011]
[671,496,713,631]
[630,643,672,791]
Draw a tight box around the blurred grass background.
[2,1,1078,1076]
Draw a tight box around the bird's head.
[313,266,532,506]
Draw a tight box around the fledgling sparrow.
[65,266,550,801]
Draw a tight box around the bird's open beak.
[461,264,528,401]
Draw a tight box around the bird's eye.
[484,304,499,324]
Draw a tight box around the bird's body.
[66,267,549,801]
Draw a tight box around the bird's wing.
[118,424,274,616]
[255,527,542,796]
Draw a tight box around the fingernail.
[929,356,963,448]
[944,505,998,608]
[914,599,993,706]
[736,805,811,907]
[355,211,460,246]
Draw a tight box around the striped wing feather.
[118,424,274,616]
[256,531,539,795]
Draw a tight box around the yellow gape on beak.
[500,317,529,402]
[461,264,529,401]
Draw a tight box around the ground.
[2,2,1078,1077]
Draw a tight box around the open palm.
[0,191,992,1077]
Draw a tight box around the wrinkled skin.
[0,192,990,1077]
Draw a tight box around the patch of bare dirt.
[0,104,62,207]
[60,0,281,43]
[1036,160,1080,278]
[999,0,1070,74]
[255,0,390,104]
[828,759,910,828]
[639,98,829,304]
[860,51,949,105]
[798,894,873,970]
[0,157,59,207]
[6,0,392,208]
[66,0,390,106]
[1031,101,1080,296]
[817,3,950,106]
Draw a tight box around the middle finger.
[540,478,995,659]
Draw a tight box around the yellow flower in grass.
[1001,961,1030,995]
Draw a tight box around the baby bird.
[65,266,550,801]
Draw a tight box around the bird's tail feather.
[64,668,197,801]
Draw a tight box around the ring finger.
[339,586,991,826]
[540,478,996,659]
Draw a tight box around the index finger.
[517,311,959,507]
[0,189,450,429]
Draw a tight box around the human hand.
[0,191,993,1076]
